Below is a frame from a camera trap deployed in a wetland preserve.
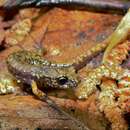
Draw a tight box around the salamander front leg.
[31,80,46,99]
[31,80,60,109]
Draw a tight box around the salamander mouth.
[61,80,78,89]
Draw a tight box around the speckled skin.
[7,50,78,89]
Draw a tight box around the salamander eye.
[57,76,68,85]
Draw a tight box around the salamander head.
[44,66,79,89]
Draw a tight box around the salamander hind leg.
[0,83,15,95]
[0,73,15,95]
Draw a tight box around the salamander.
[6,50,78,90]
